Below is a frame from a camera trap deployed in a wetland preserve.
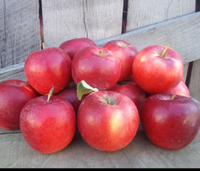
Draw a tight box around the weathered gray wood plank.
[42,0,124,48]
[0,123,200,168]
[0,128,20,134]
[0,62,26,83]
[188,59,200,101]
[0,0,41,68]
[126,0,196,31]
[96,12,200,64]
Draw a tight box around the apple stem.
[171,94,176,100]
[161,45,169,57]
[103,95,111,105]
[42,42,45,49]
[47,86,54,102]
[99,50,103,56]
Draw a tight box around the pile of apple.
[0,38,200,154]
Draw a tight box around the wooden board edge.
[0,62,26,82]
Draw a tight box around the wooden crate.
[0,0,200,168]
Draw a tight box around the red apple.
[24,47,71,95]
[77,91,139,152]
[0,79,38,130]
[140,93,200,150]
[108,82,146,111]
[164,80,190,97]
[20,88,76,154]
[103,40,138,82]
[59,38,96,60]
[72,46,121,90]
[56,87,86,113]
[132,45,184,94]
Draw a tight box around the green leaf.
[77,80,98,100]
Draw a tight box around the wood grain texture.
[96,12,200,64]
[0,62,26,83]
[126,0,196,31]
[188,59,200,101]
[42,0,123,48]
[0,0,41,68]
[0,122,200,168]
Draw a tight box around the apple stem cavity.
[103,95,111,105]
[117,42,131,48]
[93,93,113,105]
[99,50,109,57]
[161,45,169,57]
[171,94,176,100]
[47,86,54,102]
